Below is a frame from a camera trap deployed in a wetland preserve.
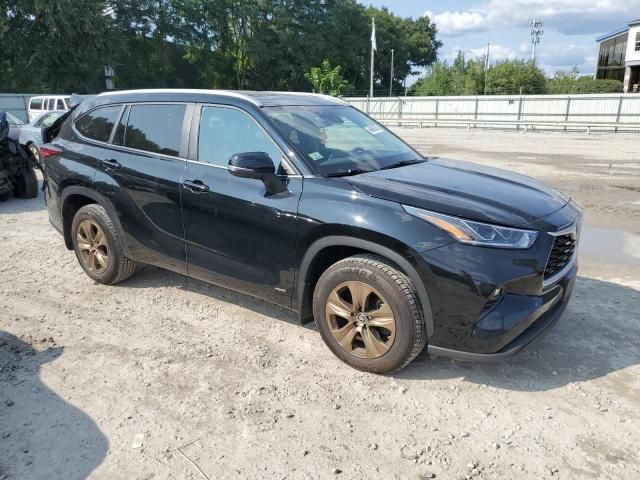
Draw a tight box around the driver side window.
[198,106,283,172]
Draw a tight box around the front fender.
[297,235,435,337]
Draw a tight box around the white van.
[28,95,70,122]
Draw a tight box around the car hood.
[345,158,570,227]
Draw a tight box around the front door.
[180,105,302,307]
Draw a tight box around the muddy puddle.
[579,225,640,265]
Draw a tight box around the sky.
[359,0,640,79]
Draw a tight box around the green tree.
[547,68,623,94]
[365,7,441,95]
[1,0,443,93]
[486,60,547,95]
[304,59,352,96]
[410,62,453,96]
[1,0,115,92]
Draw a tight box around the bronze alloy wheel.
[76,219,109,274]
[325,280,396,359]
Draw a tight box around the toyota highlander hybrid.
[41,89,581,373]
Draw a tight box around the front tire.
[71,204,137,285]
[313,254,426,374]
[13,168,38,199]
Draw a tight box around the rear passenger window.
[75,105,122,142]
[30,98,42,109]
[123,104,185,156]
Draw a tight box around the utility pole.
[483,43,490,95]
[389,48,394,97]
[370,17,376,100]
[530,18,544,61]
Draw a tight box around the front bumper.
[412,202,581,359]
[427,264,576,361]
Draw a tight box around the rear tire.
[13,168,38,199]
[71,204,137,285]
[28,144,41,169]
[313,254,426,374]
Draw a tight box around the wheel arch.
[296,236,434,337]
[60,186,125,252]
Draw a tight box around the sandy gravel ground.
[1,128,639,480]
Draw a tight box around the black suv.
[42,89,581,373]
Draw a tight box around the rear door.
[91,102,192,273]
[180,104,302,306]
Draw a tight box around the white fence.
[345,94,640,132]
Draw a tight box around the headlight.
[403,205,538,249]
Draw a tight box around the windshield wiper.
[325,168,371,177]
[379,159,426,171]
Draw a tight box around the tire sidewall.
[313,261,418,373]
[12,168,38,199]
[71,206,119,283]
[28,144,41,167]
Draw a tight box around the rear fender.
[60,186,127,254]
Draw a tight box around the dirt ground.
[1,128,639,480]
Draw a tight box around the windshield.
[6,112,24,126]
[264,105,421,176]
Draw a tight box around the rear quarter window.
[30,98,43,110]
[123,104,186,156]
[75,105,122,143]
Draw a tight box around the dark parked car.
[41,89,581,373]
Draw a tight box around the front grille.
[544,233,576,280]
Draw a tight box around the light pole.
[389,48,394,97]
[530,18,544,62]
[483,43,490,95]
[369,17,376,101]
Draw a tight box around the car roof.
[30,95,70,100]
[81,89,348,112]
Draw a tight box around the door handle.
[182,179,210,193]
[101,158,121,170]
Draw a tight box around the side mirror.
[228,152,287,195]
[228,152,275,179]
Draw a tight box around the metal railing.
[344,94,640,132]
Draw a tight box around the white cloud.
[443,45,520,64]
[539,44,593,67]
[443,43,596,75]
[425,10,487,37]
[425,0,640,37]
[538,44,597,75]
[469,45,520,62]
